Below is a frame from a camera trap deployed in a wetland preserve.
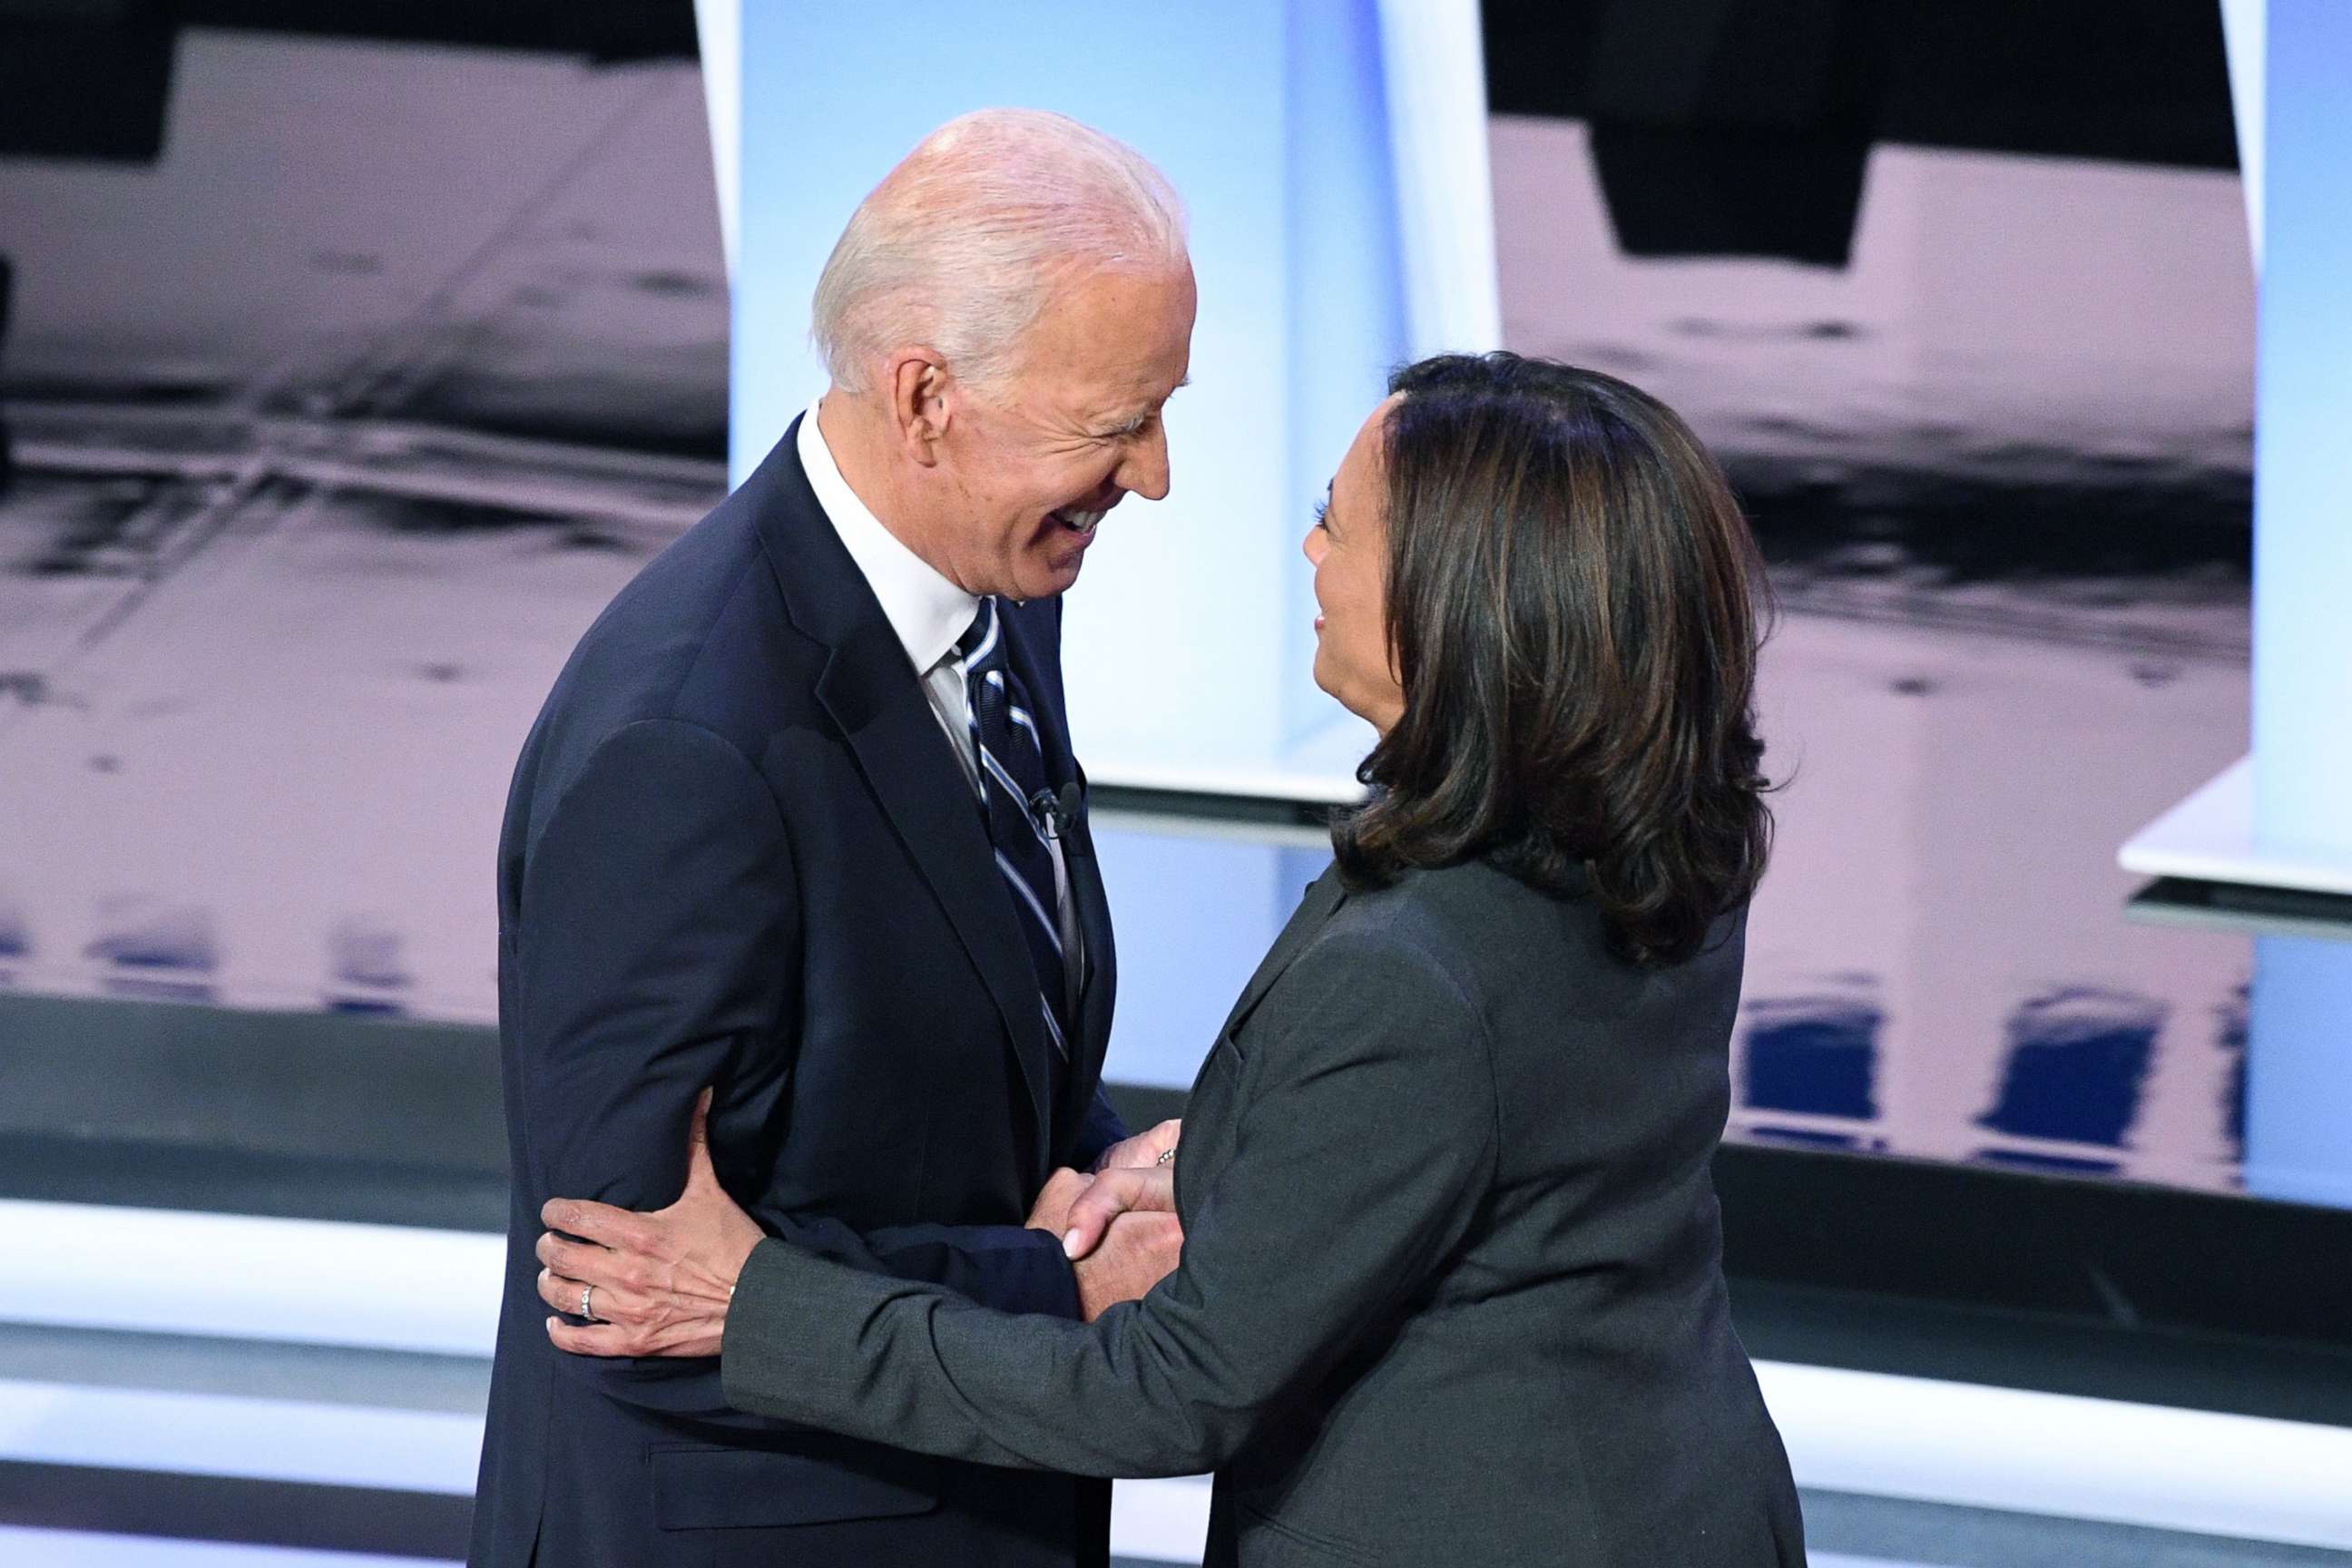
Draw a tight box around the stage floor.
[2,1311,2347,1566]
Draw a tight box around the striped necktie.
[956,596,1071,1059]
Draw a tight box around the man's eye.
[1310,501,1329,530]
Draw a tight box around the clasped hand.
[536,1109,1188,1358]
[1026,1119,1186,1320]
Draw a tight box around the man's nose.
[1302,526,1324,565]
[1117,426,1172,501]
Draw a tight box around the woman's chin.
[1312,670,1366,727]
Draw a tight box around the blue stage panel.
[2250,0,2352,864]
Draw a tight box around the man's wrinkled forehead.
[1017,269,1192,416]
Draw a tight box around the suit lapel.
[1215,863,1349,1040]
[1053,785,1117,1153]
[750,422,1054,1148]
[1063,797,1115,1063]
[816,648,1054,1141]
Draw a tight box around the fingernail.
[1063,1229,1083,1259]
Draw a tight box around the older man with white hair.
[468,110,1195,1568]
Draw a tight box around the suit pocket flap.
[649,1438,939,1529]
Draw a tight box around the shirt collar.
[797,402,978,674]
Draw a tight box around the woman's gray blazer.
[721,858,1807,1566]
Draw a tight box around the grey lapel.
[1214,864,1350,1041]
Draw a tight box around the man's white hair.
[813,108,1188,394]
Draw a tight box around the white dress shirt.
[795,405,1083,977]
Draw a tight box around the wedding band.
[579,1284,595,1321]
[1156,1148,1176,1166]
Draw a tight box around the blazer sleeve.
[718,926,1501,1474]
[518,720,1078,1423]
[1069,1083,1131,1171]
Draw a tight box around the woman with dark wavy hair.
[537,352,1805,1566]
[1335,354,1773,966]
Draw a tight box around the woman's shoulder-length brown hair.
[1331,352,1773,968]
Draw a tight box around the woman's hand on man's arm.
[535,1090,764,1359]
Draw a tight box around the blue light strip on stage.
[1372,0,1503,358]
[2246,934,2352,1208]
[2219,0,2266,265]
[688,0,739,279]
[2121,1,2352,894]
[1280,1,1405,753]
[2251,0,2352,863]
[2232,5,2352,1210]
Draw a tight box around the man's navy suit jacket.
[468,421,1127,1567]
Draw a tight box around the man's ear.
[886,349,953,467]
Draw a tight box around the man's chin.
[1015,553,1087,601]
